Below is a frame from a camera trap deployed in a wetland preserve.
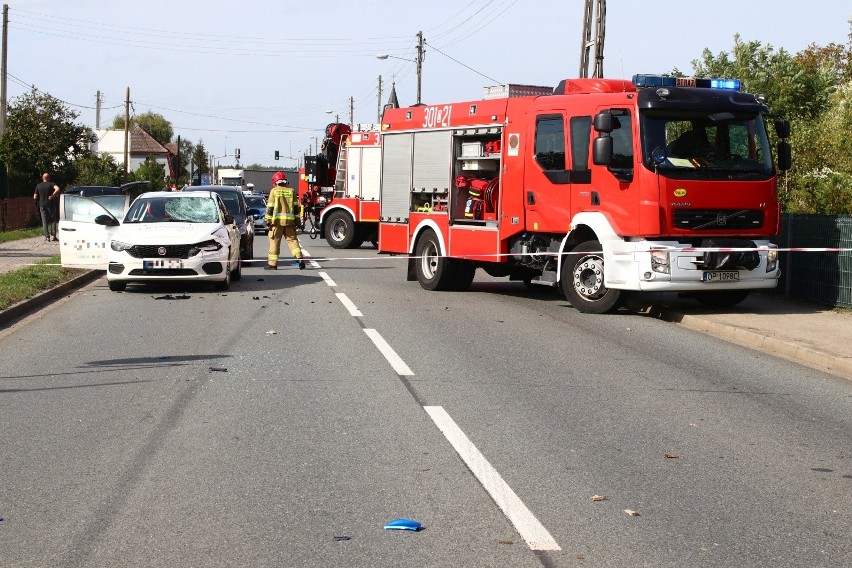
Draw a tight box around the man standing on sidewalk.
[33,173,60,241]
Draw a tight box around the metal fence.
[774,214,852,308]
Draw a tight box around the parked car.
[245,194,268,235]
[182,185,254,261]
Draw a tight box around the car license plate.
[143,259,183,269]
[703,270,739,282]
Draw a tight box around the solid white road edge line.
[363,329,414,376]
[319,272,337,286]
[423,405,562,552]
[336,293,362,316]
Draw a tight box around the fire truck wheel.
[561,240,626,314]
[452,260,476,291]
[415,230,456,291]
[324,210,357,249]
[692,290,750,307]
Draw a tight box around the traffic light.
[235,148,240,160]
[274,150,280,160]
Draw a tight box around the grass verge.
[0,227,42,244]
[0,255,85,310]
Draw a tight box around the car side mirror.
[94,214,119,227]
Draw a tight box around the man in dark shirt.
[33,172,60,241]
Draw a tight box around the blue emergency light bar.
[632,74,742,90]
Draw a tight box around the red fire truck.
[374,75,791,313]
[302,123,382,248]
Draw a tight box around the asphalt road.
[0,237,850,567]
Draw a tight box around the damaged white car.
[59,191,241,292]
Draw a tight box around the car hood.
[114,222,228,245]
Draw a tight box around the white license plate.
[143,259,183,269]
[703,270,739,282]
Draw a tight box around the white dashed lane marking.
[424,405,562,552]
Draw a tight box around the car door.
[58,194,124,269]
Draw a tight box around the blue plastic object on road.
[384,518,421,531]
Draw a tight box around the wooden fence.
[0,197,39,231]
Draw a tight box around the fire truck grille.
[127,244,193,259]
[672,209,763,230]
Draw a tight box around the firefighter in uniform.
[265,171,305,270]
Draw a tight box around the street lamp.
[377,31,424,106]
[325,109,339,123]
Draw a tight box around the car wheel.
[108,279,126,292]
[215,252,232,291]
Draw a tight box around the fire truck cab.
[377,75,791,313]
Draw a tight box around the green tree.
[112,111,174,146]
[687,27,852,214]
[175,137,194,186]
[73,152,123,187]
[191,141,210,184]
[129,156,166,191]
[0,88,93,196]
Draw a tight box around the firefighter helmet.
[272,171,288,186]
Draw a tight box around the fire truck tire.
[561,240,626,314]
[324,210,356,249]
[452,260,476,291]
[415,230,457,291]
[692,290,750,307]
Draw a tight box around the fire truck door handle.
[526,191,536,205]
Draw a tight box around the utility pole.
[95,90,101,129]
[415,30,425,105]
[0,4,8,138]
[349,96,354,126]
[123,87,130,183]
[377,75,382,123]
[579,0,606,78]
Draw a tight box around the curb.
[0,270,103,328]
[657,307,852,380]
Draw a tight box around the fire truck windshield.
[639,110,774,179]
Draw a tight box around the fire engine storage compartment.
[380,131,453,222]
[452,127,502,225]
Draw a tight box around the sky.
[7,0,852,178]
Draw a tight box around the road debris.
[209,367,228,373]
[664,453,680,459]
[266,330,278,335]
[384,518,422,531]
[624,509,640,517]
[591,495,608,502]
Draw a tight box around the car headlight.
[111,240,132,252]
[188,239,223,257]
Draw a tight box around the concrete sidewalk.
[0,234,61,271]
[0,234,850,380]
